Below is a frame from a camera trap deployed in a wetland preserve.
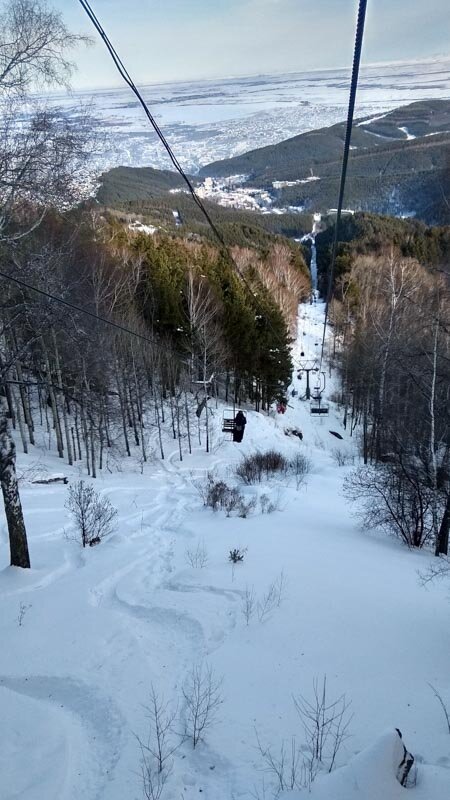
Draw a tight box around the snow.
[399,126,416,140]
[283,730,450,800]
[36,57,450,173]
[328,208,355,215]
[356,112,389,127]
[129,221,158,235]
[1,300,449,800]
[273,176,320,189]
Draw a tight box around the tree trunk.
[0,351,15,426]
[71,426,77,462]
[132,355,146,463]
[116,362,131,457]
[129,384,140,446]
[12,387,28,454]
[154,392,164,460]
[176,395,183,461]
[203,345,209,453]
[429,315,440,547]
[184,391,192,454]
[435,494,450,556]
[15,358,35,445]
[90,415,96,479]
[52,331,73,465]
[363,401,368,465]
[103,394,112,448]
[80,398,90,475]
[0,410,30,568]
[42,344,64,458]
[74,406,82,461]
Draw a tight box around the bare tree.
[0,0,90,94]
[184,268,227,453]
[241,584,256,625]
[0,0,92,567]
[428,683,450,734]
[257,572,286,622]
[65,480,117,547]
[185,539,208,569]
[344,463,435,548]
[255,730,304,794]
[136,684,179,799]
[293,676,352,773]
[182,663,223,748]
[0,409,30,566]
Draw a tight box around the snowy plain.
[40,57,450,174]
[1,300,449,799]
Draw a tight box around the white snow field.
[1,301,449,800]
[42,57,450,173]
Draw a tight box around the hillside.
[96,166,314,242]
[96,166,188,204]
[314,211,450,293]
[198,100,450,224]
[2,299,449,800]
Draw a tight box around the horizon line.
[41,53,450,97]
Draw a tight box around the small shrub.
[182,663,223,748]
[236,451,311,489]
[257,571,286,622]
[237,496,257,518]
[289,453,311,489]
[205,477,231,512]
[331,448,354,467]
[17,602,31,627]
[241,585,256,624]
[260,493,276,514]
[185,540,208,568]
[236,450,289,484]
[229,548,246,563]
[65,480,117,547]
[199,473,255,518]
[223,486,244,517]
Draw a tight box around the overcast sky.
[58,0,449,88]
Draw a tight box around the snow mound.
[283,730,449,800]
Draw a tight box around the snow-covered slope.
[1,301,449,800]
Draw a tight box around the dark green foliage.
[122,227,294,406]
[229,548,245,563]
[315,212,450,295]
[96,167,313,242]
[199,100,450,225]
[97,166,188,204]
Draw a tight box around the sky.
[57,0,450,89]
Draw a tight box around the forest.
[97,165,314,241]
[1,205,313,561]
[1,2,450,799]
[199,100,450,224]
[318,215,450,555]
[0,0,314,571]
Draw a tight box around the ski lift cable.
[77,0,307,371]
[0,0,367,400]
[0,268,159,347]
[318,0,368,374]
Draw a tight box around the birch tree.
[0,0,90,567]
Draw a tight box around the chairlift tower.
[297,358,319,400]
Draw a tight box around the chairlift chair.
[222,409,236,433]
[310,391,329,416]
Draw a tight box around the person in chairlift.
[233,410,247,442]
